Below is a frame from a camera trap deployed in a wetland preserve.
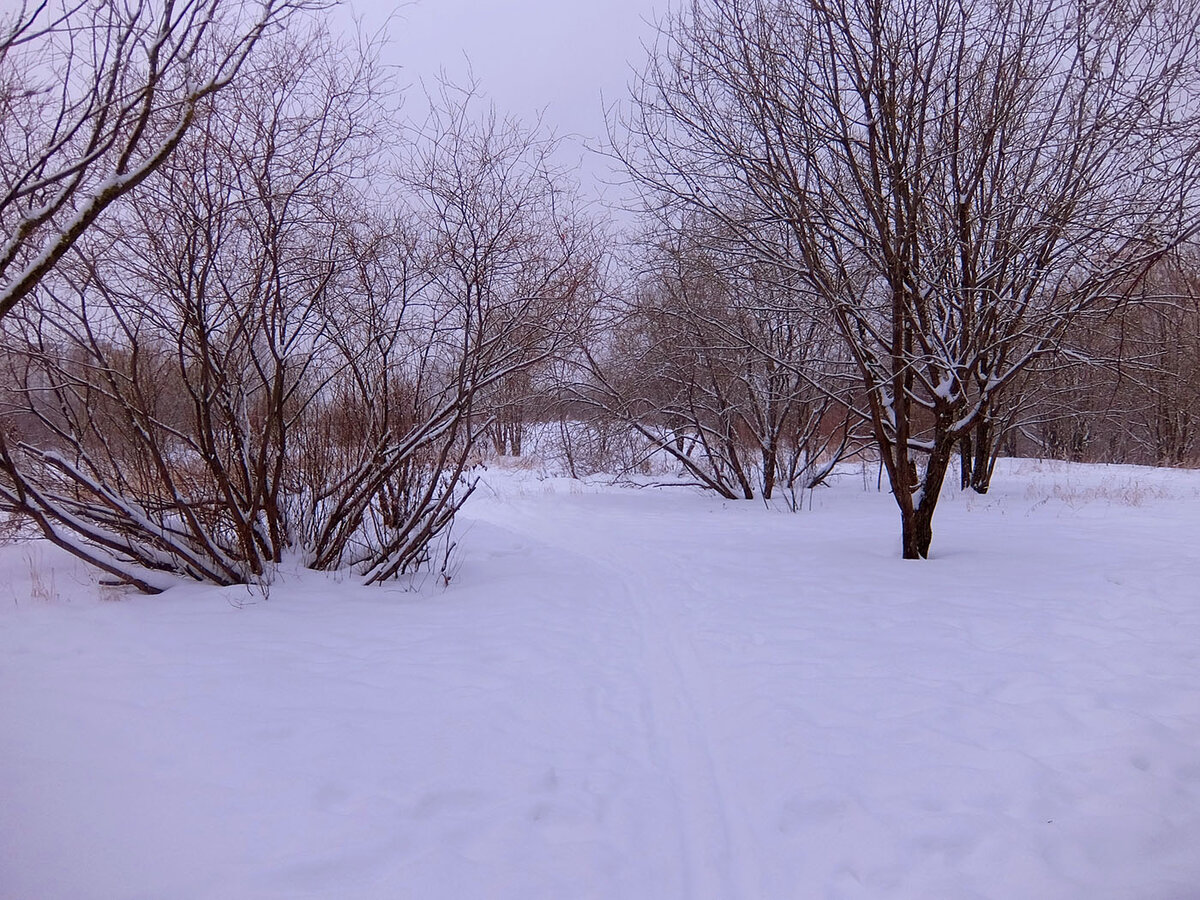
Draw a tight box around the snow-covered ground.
[2,459,1200,899]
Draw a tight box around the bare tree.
[0,0,310,324]
[1016,248,1200,466]
[0,63,597,592]
[293,87,598,582]
[583,223,857,503]
[0,25,385,591]
[623,0,1200,556]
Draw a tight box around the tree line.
[1,0,1198,590]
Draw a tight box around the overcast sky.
[343,0,667,205]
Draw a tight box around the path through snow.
[2,460,1199,899]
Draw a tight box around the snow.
[3,458,1200,899]
[932,372,958,401]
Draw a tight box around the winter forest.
[2,0,1200,897]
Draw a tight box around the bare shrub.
[0,47,596,591]
[581,226,860,500]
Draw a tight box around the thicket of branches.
[577,221,859,505]
[0,0,315,321]
[2,0,1200,589]
[0,25,595,591]
[1016,250,1200,467]
[619,0,1200,557]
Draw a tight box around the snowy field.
[2,458,1200,900]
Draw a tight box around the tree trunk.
[968,418,994,494]
[901,502,936,559]
[761,444,776,500]
[958,431,974,490]
[959,417,998,493]
[900,440,954,559]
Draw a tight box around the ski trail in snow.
[495,499,760,900]
[627,566,760,900]
[7,464,1200,899]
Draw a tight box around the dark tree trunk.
[901,502,936,559]
[761,444,776,500]
[968,417,994,494]
[958,417,997,494]
[958,431,974,490]
[899,439,954,559]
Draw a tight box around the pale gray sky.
[344,0,666,204]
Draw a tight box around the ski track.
[498,498,759,900]
[464,473,1200,900]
